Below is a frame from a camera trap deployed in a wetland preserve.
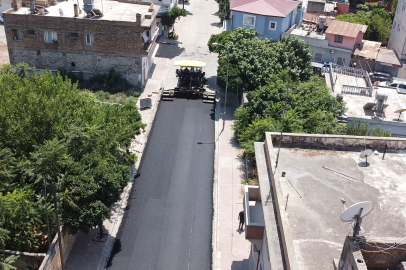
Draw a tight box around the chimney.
[12,0,21,11]
[74,4,78,17]
[29,0,34,11]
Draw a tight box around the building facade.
[230,0,303,41]
[388,0,406,78]
[3,0,159,85]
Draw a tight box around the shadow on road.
[156,36,185,59]
[231,259,249,270]
[210,22,223,28]
[106,238,122,268]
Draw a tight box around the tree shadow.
[231,259,249,270]
[210,22,223,28]
[106,238,122,268]
[156,40,185,59]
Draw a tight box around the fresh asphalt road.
[107,99,215,270]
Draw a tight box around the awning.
[174,60,207,68]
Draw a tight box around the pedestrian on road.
[238,211,245,230]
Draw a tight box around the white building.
[388,0,406,78]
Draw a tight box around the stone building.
[3,0,159,85]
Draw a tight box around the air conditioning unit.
[329,49,335,53]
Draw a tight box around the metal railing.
[341,85,372,97]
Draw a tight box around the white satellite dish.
[341,201,373,222]
[58,8,64,16]
[340,201,373,237]
[360,149,373,166]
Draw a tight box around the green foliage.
[0,67,145,250]
[356,4,369,11]
[86,68,133,94]
[161,7,187,31]
[234,74,347,156]
[208,28,313,93]
[168,32,179,40]
[215,0,230,21]
[58,68,84,84]
[345,120,391,136]
[0,255,18,270]
[336,8,393,42]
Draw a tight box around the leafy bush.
[356,4,369,11]
[86,68,133,94]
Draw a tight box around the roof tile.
[325,20,367,38]
[231,0,299,18]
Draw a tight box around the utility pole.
[275,58,293,171]
[52,182,65,270]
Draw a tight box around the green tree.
[161,7,187,35]
[336,9,393,42]
[0,66,145,249]
[208,28,313,93]
[234,74,347,156]
[0,255,18,270]
[215,0,230,22]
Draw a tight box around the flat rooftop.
[271,144,406,269]
[290,28,325,39]
[343,86,406,122]
[5,0,158,26]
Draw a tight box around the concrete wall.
[326,33,358,50]
[38,226,77,270]
[268,132,406,150]
[338,237,367,270]
[307,0,324,13]
[388,0,406,60]
[284,32,352,63]
[3,7,154,85]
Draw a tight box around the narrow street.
[106,0,222,269]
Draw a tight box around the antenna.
[58,8,64,16]
[360,149,373,167]
[340,201,373,237]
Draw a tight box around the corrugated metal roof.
[231,0,299,18]
[353,40,381,60]
[325,20,367,38]
[376,49,402,67]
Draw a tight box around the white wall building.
[388,0,406,78]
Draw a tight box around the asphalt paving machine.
[161,60,216,103]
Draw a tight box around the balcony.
[244,185,264,240]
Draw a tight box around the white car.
[0,15,3,24]
[379,81,406,93]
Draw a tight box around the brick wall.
[3,11,150,84]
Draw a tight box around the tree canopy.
[234,73,347,156]
[161,7,187,32]
[336,9,393,42]
[208,28,313,93]
[0,64,144,252]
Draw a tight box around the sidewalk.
[65,55,170,270]
[214,92,251,270]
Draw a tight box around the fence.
[341,85,372,96]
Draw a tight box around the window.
[86,33,94,45]
[334,34,343,43]
[70,33,78,39]
[243,14,255,27]
[28,30,35,36]
[44,31,57,43]
[313,52,322,62]
[269,21,277,30]
[12,29,22,41]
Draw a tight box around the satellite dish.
[340,201,374,237]
[59,8,64,16]
[360,149,373,166]
[340,201,373,222]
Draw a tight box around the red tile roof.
[325,20,367,38]
[231,0,300,17]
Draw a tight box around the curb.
[96,59,171,270]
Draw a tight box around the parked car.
[378,81,406,93]
[323,61,336,68]
[369,71,392,83]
